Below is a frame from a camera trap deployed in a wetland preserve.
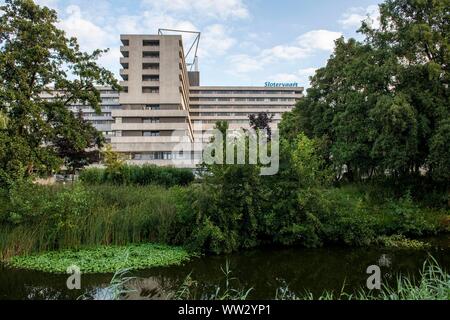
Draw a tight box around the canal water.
[1,235,449,300]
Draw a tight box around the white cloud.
[227,30,340,76]
[57,5,119,76]
[339,5,380,30]
[228,54,264,73]
[271,73,303,83]
[262,45,310,61]
[58,5,115,52]
[141,0,249,20]
[115,12,197,36]
[34,0,59,10]
[270,67,318,87]
[296,30,342,51]
[297,67,317,77]
[200,24,236,57]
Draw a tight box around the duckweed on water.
[7,244,190,274]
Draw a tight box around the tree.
[193,121,267,253]
[102,144,124,172]
[55,110,104,180]
[280,0,449,183]
[0,0,119,187]
[249,112,274,140]
[0,111,7,130]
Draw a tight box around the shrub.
[0,183,187,259]
[79,165,195,187]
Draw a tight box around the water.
[1,236,449,300]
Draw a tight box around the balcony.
[111,123,188,131]
[142,57,159,64]
[142,68,159,75]
[112,110,187,118]
[143,40,160,47]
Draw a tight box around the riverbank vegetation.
[0,0,448,281]
[79,165,195,187]
[0,181,448,260]
[105,259,449,300]
[286,259,450,300]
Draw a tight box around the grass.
[0,183,186,259]
[106,258,449,300]
[7,244,190,274]
[280,258,450,300]
[79,165,195,187]
[174,260,253,300]
[0,182,448,259]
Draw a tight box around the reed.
[0,184,185,259]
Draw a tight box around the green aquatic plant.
[376,235,432,250]
[8,244,190,274]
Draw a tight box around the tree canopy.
[0,0,119,186]
[280,0,449,183]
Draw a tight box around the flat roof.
[190,86,304,91]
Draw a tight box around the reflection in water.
[1,236,449,300]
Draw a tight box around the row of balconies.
[111,123,188,131]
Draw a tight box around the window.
[144,104,160,110]
[121,87,128,93]
[142,75,159,82]
[163,152,172,160]
[121,39,129,46]
[121,51,129,58]
[143,131,160,137]
[143,40,159,46]
[143,51,159,58]
[142,87,159,93]
[143,118,160,123]
[143,63,159,70]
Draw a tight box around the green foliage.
[298,259,450,300]
[0,183,186,259]
[174,261,253,300]
[279,0,450,184]
[101,144,125,183]
[79,165,195,187]
[171,258,450,300]
[376,235,431,249]
[0,182,447,259]
[8,244,190,274]
[0,0,119,187]
[290,133,334,187]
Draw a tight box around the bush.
[79,165,195,187]
[0,183,189,259]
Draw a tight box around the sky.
[25,0,383,87]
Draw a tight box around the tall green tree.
[0,0,119,186]
[55,111,104,180]
[280,0,449,183]
[249,112,274,140]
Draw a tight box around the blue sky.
[30,0,383,87]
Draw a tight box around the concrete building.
[109,34,304,168]
[41,86,120,143]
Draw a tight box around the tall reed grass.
[0,183,187,260]
[278,258,450,300]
